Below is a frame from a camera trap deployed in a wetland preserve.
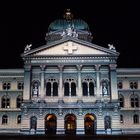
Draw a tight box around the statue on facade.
[24,44,32,53]
[108,44,116,51]
[61,24,78,38]
[102,82,108,96]
[32,83,39,97]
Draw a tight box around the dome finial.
[63,9,73,20]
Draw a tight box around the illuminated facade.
[0,10,140,135]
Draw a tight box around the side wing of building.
[0,69,24,133]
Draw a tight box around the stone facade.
[0,10,139,135]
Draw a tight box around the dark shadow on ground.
[0,134,140,140]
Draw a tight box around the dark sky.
[0,0,140,68]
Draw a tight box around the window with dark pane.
[46,82,51,96]
[53,82,58,96]
[64,82,69,96]
[71,82,76,96]
[82,82,88,96]
[89,82,94,96]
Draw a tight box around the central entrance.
[45,114,57,135]
[84,114,96,135]
[65,114,76,135]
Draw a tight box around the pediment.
[22,38,119,57]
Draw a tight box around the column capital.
[58,65,64,71]
[24,65,31,71]
[109,64,117,70]
[40,65,46,71]
[95,64,101,71]
[76,64,82,71]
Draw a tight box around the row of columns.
[23,64,118,101]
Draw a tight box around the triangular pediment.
[22,38,119,57]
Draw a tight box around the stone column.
[57,118,65,134]
[109,64,118,101]
[95,64,101,100]
[23,65,31,101]
[58,65,64,99]
[40,65,45,98]
[77,65,82,99]
[76,118,84,134]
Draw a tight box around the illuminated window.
[120,115,123,123]
[17,115,21,124]
[1,95,10,108]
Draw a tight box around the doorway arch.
[45,114,57,135]
[84,114,96,135]
[65,114,76,135]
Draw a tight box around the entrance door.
[84,114,96,135]
[45,114,57,135]
[65,114,76,135]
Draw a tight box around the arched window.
[1,95,10,108]
[120,115,123,123]
[82,82,88,96]
[53,82,58,96]
[46,82,51,96]
[119,94,124,108]
[64,82,69,96]
[71,82,76,96]
[130,81,138,89]
[130,94,139,107]
[117,81,123,89]
[82,78,95,96]
[104,116,111,130]
[17,115,21,124]
[46,78,58,96]
[16,95,23,108]
[102,81,109,96]
[133,114,139,124]
[30,116,37,130]
[64,78,77,96]
[32,81,39,97]
[2,115,8,124]
[17,82,24,90]
[89,82,94,96]
[3,82,11,90]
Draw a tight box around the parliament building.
[0,10,140,135]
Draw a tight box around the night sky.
[0,0,140,68]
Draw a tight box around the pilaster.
[23,65,31,100]
[109,64,118,101]
[40,65,45,98]
[76,65,82,99]
[95,64,101,100]
[58,65,64,99]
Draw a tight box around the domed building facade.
[0,10,140,135]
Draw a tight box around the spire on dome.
[63,9,73,20]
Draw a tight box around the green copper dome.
[48,19,89,31]
[45,9,93,43]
